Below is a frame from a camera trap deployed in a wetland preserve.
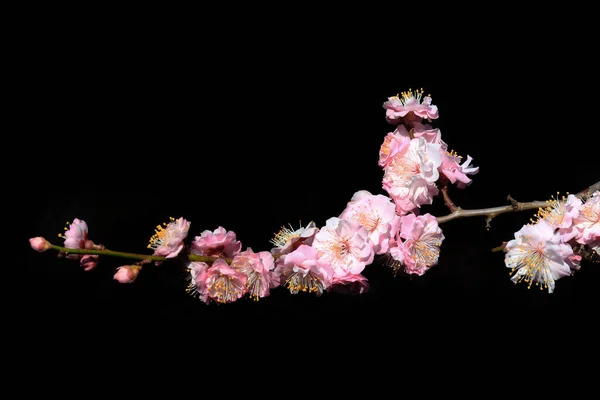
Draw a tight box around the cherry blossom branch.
[49,244,232,263]
[436,180,600,226]
[45,243,282,264]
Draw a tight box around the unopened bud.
[113,265,142,284]
[29,237,52,252]
[80,255,99,271]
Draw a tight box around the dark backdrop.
[11,17,599,369]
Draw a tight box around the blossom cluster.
[504,191,599,292]
[29,88,596,301]
[30,89,475,304]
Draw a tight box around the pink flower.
[188,262,210,304]
[329,273,369,295]
[113,265,142,284]
[270,221,319,256]
[276,244,332,296]
[148,217,190,259]
[231,248,276,300]
[205,259,248,304]
[440,152,479,188]
[535,194,583,242]
[572,191,599,248]
[395,122,448,150]
[383,137,442,214]
[62,218,89,251]
[191,226,241,258]
[410,122,446,146]
[382,89,439,124]
[59,218,102,268]
[386,238,406,276]
[504,220,574,293]
[339,190,401,255]
[29,237,52,252]
[378,126,411,168]
[397,213,444,276]
[313,217,374,277]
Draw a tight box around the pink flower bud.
[80,255,99,271]
[30,237,52,252]
[113,265,142,284]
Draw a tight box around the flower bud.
[80,255,99,271]
[113,265,142,284]
[29,237,52,252]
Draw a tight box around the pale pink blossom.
[188,262,210,304]
[397,213,444,276]
[59,218,102,268]
[277,244,332,296]
[378,126,411,168]
[148,217,190,259]
[29,237,52,252]
[113,265,142,284]
[270,221,319,256]
[62,218,89,251]
[383,89,439,124]
[572,191,599,248]
[191,226,241,258]
[386,238,406,276]
[409,122,446,146]
[535,194,583,242]
[383,137,443,214]
[231,248,276,300]
[440,152,479,188]
[339,190,401,254]
[205,259,248,304]
[329,273,369,295]
[504,220,574,293]
[313,217,374,277]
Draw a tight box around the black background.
[9,9,600,381]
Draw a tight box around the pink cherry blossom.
[29,237,52,252]
[148,217,190,259]
[410,122,446,146]
[504,220,574,293]
[313,217,374,277]
[378,126,411,168]
[339,190,401,254]
[440,152,479,188]
[277,244,333,296]
[113,265,142,284]
[205,259,248,303]
[270,221,319,256]
[535,194,583,242]
[188,261,210,304]
[191,226,241,258]
[572,191,599,248]
[329,273,369,295]
[62,218,89,251]
[383,89,439,124]
[386,238,406,276]
[231,248,276,300]
[397,213,444,276]
[383,137,443,214]
[59,218,102,268]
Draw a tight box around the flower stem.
[50,244,230,263]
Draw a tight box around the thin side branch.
[48,244,281,264]
[441,186,459,213]
[436,180,599,225]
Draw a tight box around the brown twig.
[436,181,599,225]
